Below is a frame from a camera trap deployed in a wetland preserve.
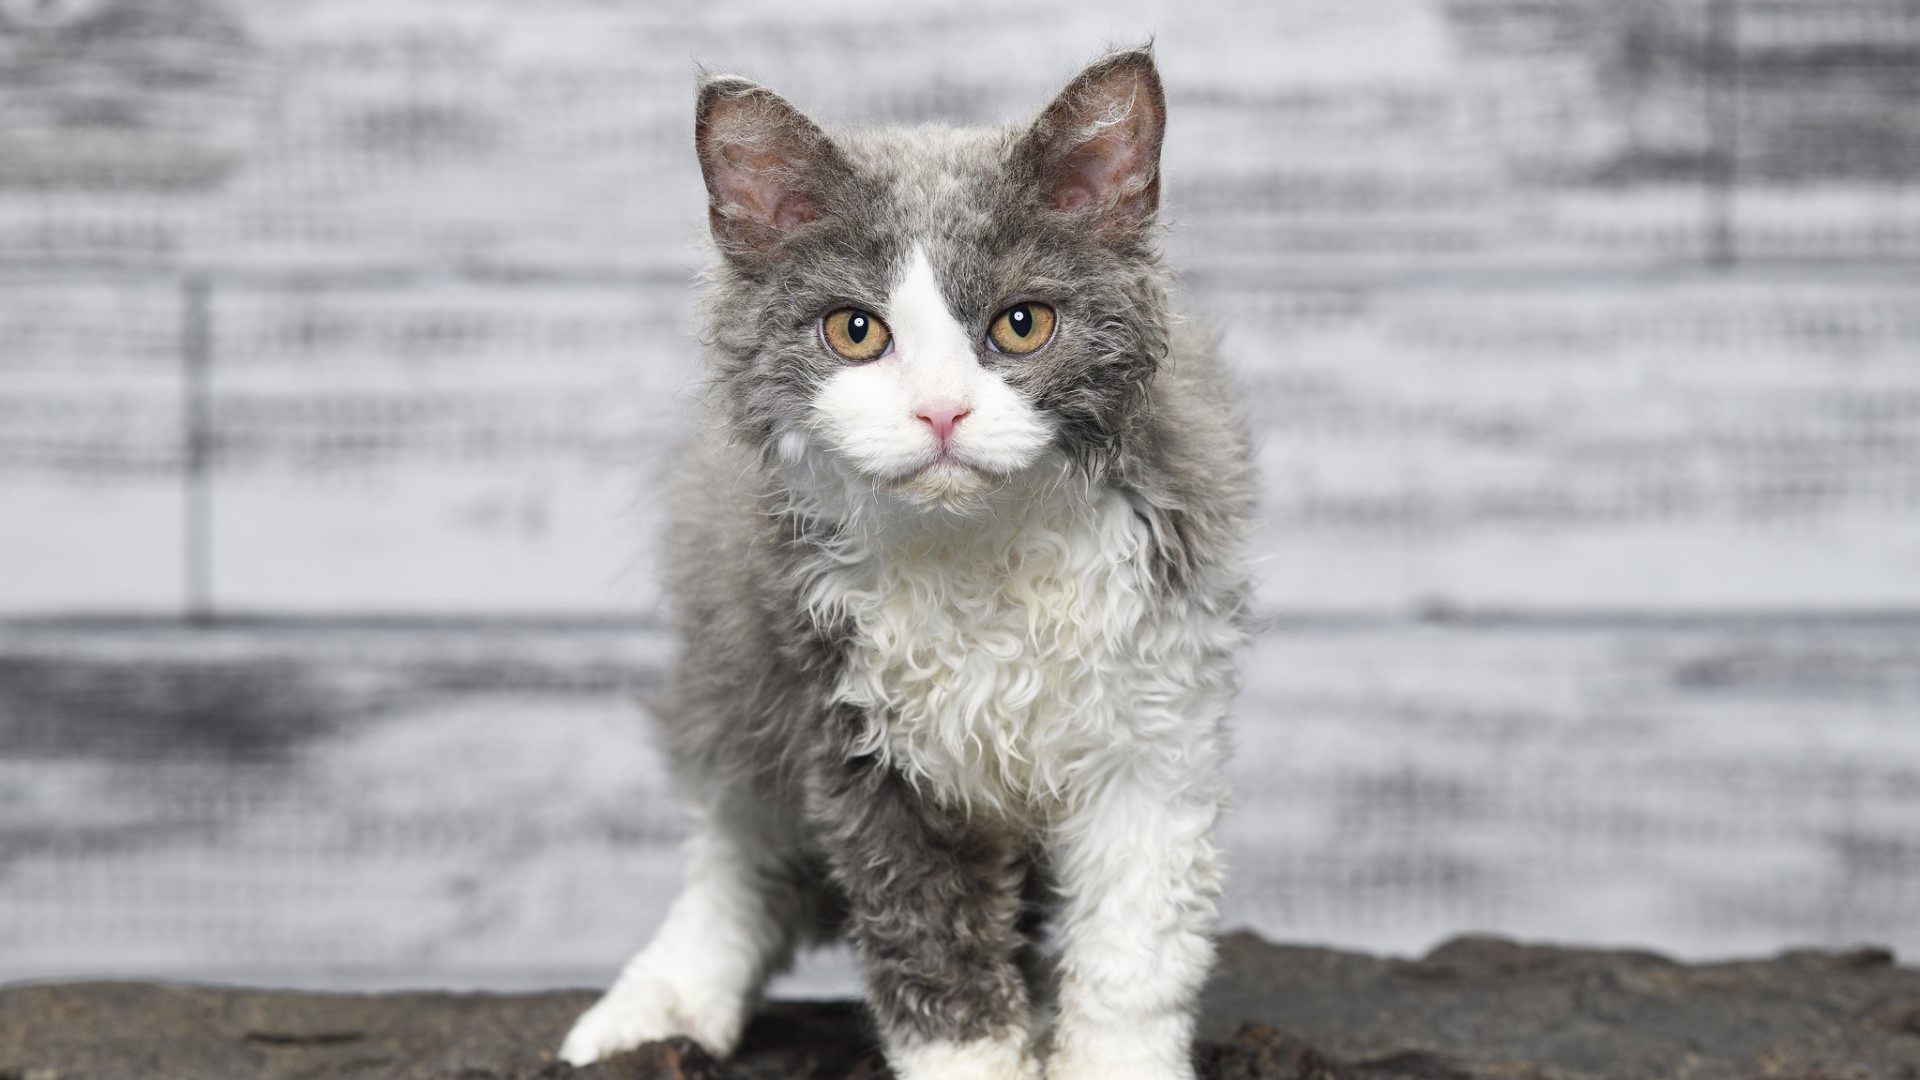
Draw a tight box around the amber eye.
[987,302,1056,356]
[821,308,891,362]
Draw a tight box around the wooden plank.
[1209,273,1920,612]
[204,283,691,614]
[1225,619,1920,957]
[0,0,1723,273]
[1,619,1913,985]
[0,0,259,189]
[1729,0,1920,260]
[1167,0,1721,274]
[1,0,1913,618]
[0,623,680,985]
[6,271,1918,617]
[0,283,186,614]
[9,0,1913,270]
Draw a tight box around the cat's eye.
[821,308,892,362]
[986,302,1056,356]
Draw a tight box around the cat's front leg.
[806,752,1042,1080]
[1044,765,1225,1080]
[559,799,808,1065]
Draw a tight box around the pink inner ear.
[715,142,819,231]
[1054,129,1151,213]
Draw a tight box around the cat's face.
[695,50,1170,514]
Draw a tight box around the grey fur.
[632,46,1253,1063]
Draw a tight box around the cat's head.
[693,48,1172,515]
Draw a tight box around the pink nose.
[915,403,971,447]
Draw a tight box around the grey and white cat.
[560,47,1253,1080]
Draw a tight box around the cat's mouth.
[885,458,1000,511]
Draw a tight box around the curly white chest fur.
[803,478,1240,819]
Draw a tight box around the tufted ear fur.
[695,75,842,262]
[1024,48,1167,239]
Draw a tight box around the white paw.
[557,962,744,1066]
[1046,1060,1193,1080]
[1045,1043,1194,1080]
[889,1033,1042,1080]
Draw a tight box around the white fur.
[807,245,1053,505]
[889,1030,1043,1080]
[559,805,799,1065]
[804,470,1237,822]
[1045,776,1224,1080]
[787,468,1236,1076]
[790,244,1240,821]
[772,242,1241,1080]
[792,471,1235,1080]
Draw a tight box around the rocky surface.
[4,933,1919,1080]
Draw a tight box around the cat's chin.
[884,460,1004,514]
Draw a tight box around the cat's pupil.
[1009,305,1031,337]
[847,313,869,344]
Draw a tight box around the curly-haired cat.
[560,47,1252,1080]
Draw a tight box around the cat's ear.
[695,74,841,260]
[1023,48,1166,238]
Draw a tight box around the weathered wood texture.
[2,0,1917,987]
[2,620,1914,986]
[3,0,1918,615]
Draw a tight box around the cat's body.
[561,49,1253,1080]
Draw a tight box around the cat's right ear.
[695,75,840,262]
[1022,48,1166,241]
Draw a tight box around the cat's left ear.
[1023,47,1166,238]
[695,74,843,262]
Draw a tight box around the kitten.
[560,47,1253,1080]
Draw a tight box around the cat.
[559,46,1253,1080]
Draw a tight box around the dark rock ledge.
[4,933,1918,1080]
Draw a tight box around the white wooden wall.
[2,0,1917,987]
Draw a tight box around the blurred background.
[2,0,1917,993]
